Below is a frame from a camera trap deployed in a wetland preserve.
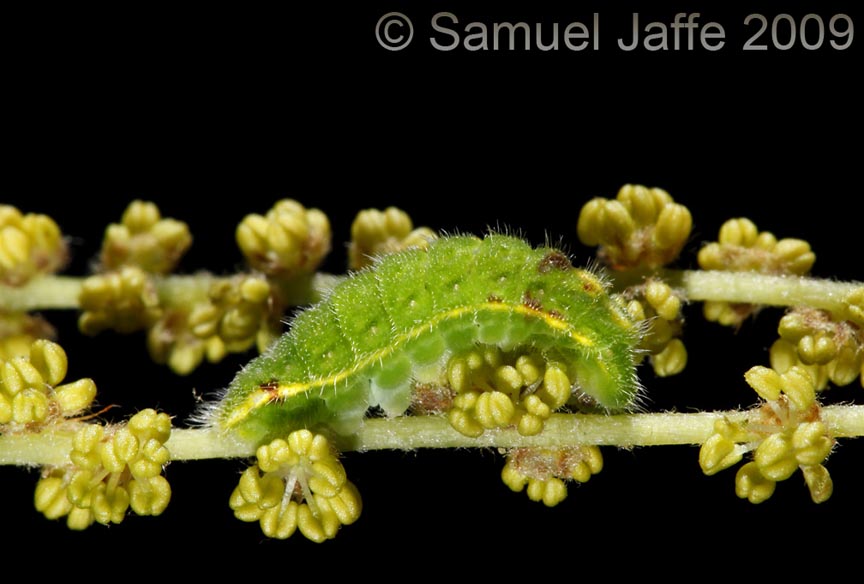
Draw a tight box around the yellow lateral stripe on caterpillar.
[223,300,590,429]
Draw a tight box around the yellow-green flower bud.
[128,408,172,445]
[447,408,485,438]
[28,339,67,386]
[515,354,543,386]
[843,287,864,326]
[319,481,362,526]
[296,502,340,543]
[792,422,833,466]
[600,200,636,242]
[53,378,97,416]
[617,184,658,226]
[0,223,31,269]
[576,198,606,246]
[474,391,516,429]
[538,363,571,410]
[130,439,170,479]
[773,239,815,274]
[572,446,604,482]
[240,276,271,304]
[699,433,743,476]
[306,461,347,499]
[34,474,74,520]
[782,366,816,411]
[516,413,545,436]
[801,464,833,504]
[1,358,43,395]
[234,467,268,511]
[129,475,171,516]
[769,339,829,391]
[827,344,862,387]
[744,365,783,401]
[645,280,682,322]
[796,334,837,365]
[651,338,688,377]
[501,463,529,492]
[12,389,50,424]
[101,426,139,473]
[493,365,523,396]
[66,507,96,531]
[526,477,568,507]
[70,424,105,469]
[735,462,776,504]
[653,203,692,252]
[523,395,551,420]
[754,433,798,482]
[719,218,758,247]
[259,500,300,540]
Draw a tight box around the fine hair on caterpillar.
[196,232,645,445]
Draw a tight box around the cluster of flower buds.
[236,199,331,279]
[443,346,572,438]
[699,365,834,504]
[771,304,863,389]
[698,218,815,327]
[34,408,173,529]
[501,445,604,507]
[0,340,96,428]
[78,200,323,375]
[577,184,692,270]
[769,287,864,391]
[623,279,687,377]
[229,430,361,542]
[0,205,67,287]
[100,200,192,274]
[348,206,437,270]
[148,274,278,375]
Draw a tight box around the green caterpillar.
[198,233,643,444]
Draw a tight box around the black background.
[4,1,862,573]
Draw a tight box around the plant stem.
[3,271,859,315]
[0,272,342,313]
[0,276,83,311]
[3,405,863,466]
[664,270,861,313]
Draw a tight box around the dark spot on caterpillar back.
[538,251,573,273]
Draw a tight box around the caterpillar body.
[200,233,643,445]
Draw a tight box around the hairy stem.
[3,406,863,466]
[3,270,860,315]
[0,276,83,311]
[0,273,342,313]
[664,270,861,313]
